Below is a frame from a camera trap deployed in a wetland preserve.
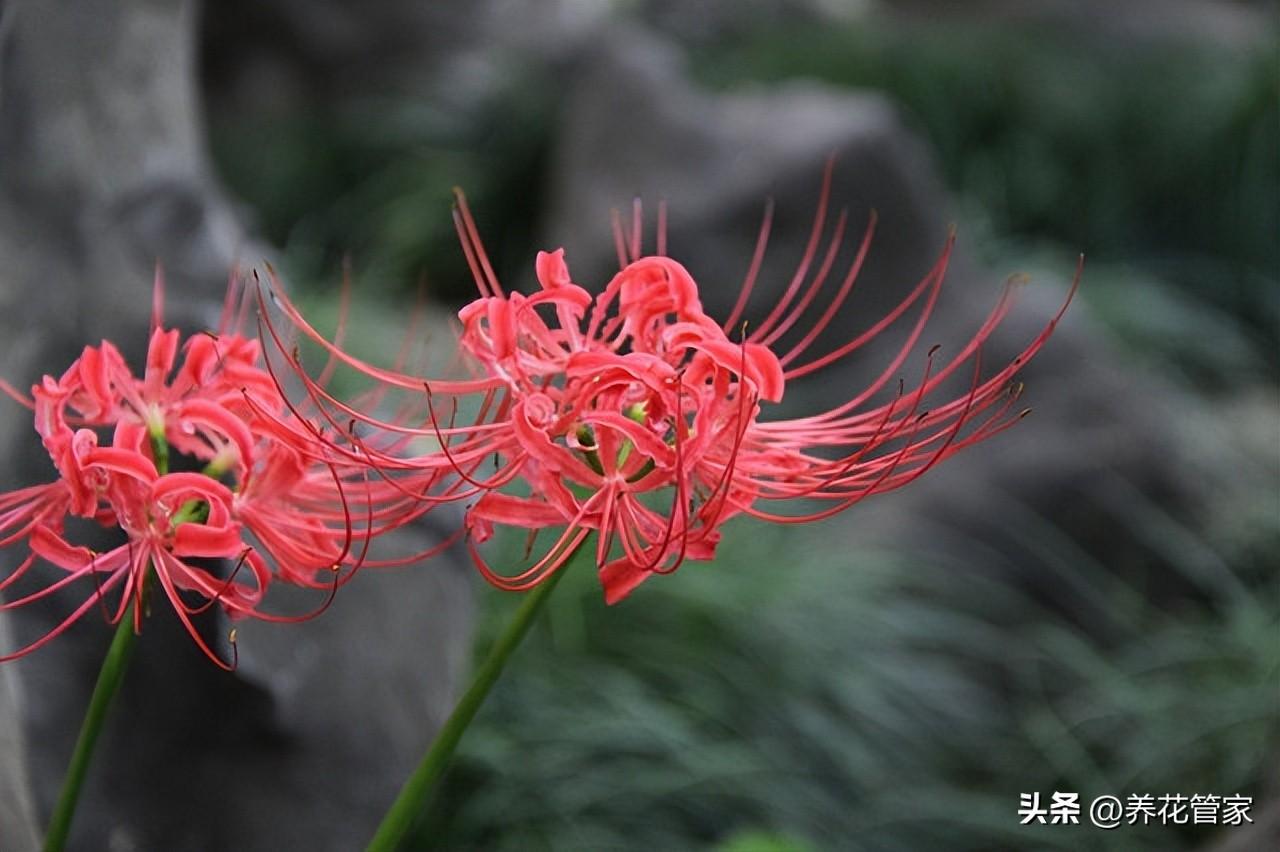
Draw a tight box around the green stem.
[43,437,170,850]
[42,602,140,852]
[366,549,579,852]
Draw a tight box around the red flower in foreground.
[266,166,1077,604]
[0,274,423,667]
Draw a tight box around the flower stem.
[43,438,170,850]
[366,551,578,851]
[42,601,140,852]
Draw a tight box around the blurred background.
[1,0,1277,850]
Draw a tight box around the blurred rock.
[0,616,40,851]
[202,0,614,113]
[0,1,472,849]
[539,24,1209,611]
[636,0,869,43]
[200,0,865,128]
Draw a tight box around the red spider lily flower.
[264,165,1077,605]
[0,273,418,667]
[10,450,264,668]
[26,281,279,487]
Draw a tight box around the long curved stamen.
[185,549,254,616]
[637,379,691,576]
[470,525,591,592]
[152,552,237,671]
[610,208,628,269]
[778,210,877,365]
[150,265,165,335]
[453,189,504,298]
[257,266,497,397]
[759,209,848,347]
[748,348,940,503]
[783,229,953,381]
[0,377,35,409]
[748,156,834,345]
[723,199,775,334]
[630,198,644,262]
[313,258,355,390]
[695,330,758,534]
[243,555,344,625]
[656,200,668,258]
[0,573,128,663]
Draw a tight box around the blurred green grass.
[412,507,1275,851]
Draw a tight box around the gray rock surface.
[0,614,41,851]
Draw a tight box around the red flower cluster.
[1,167,1075,663]
[266,168,1076,604]
[0,276,424,667]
